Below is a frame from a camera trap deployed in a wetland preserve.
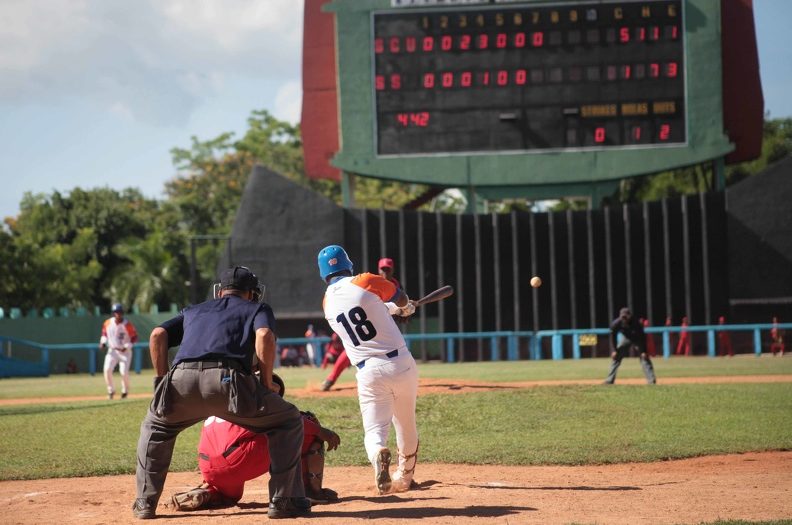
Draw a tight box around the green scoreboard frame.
[325,0,734,200]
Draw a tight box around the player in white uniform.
[99,303,138,399]
[317,245,419,494]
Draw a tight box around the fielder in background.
[170,374,341,511]
[99,302,138,400]
[318,245,419,495]
[603,307,657,385]
[377,257,401,288]
[132,266,310,520]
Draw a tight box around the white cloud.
[273,80,302,123]
[0,0,304,126]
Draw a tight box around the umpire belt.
[356,349,399,369]
[176,359,245,371]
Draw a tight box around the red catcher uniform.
[198,414,321,501]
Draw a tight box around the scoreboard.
[323,0,735,198]
[374,1,685,155]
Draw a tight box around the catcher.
[170,374,341,511]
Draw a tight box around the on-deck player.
[99,303,138,399]
[317,245,418,494]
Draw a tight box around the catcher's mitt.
[169,484,236,511]
[170,487,213,511]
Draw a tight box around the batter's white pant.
[355,348,419,482]
[103,348,132,394]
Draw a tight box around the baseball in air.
[530,276,542,288]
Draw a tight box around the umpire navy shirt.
[609,316,645,351]
[161,295,276,369]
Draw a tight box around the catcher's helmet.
[318,245,353,281]
[111,303,124,314]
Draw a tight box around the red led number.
[497,70,508,86]
[442,72,453,88]
[374,38,384,54]
[514,32,526,48]
[389,37,400,53]
[595,127,606,143]
[459,34,471,50]
[375,75,385,91]
[396,112,430,128]
[390,74,401,90]
[460,71,472,87]
[666,62,678,78]
[532,32,544,47]
[496,33,507,49]
[405,37,416,53]
[619,27,630,43]
[441,35,453,51]
[659,124,671,141]
[423,36,434,52]
[423,73,435,89]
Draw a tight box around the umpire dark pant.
[604,342,656,384]
[135,362,305,505]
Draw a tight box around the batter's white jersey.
[323,273,406,366]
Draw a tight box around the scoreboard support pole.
[342,171,356,208]
[714,157,726,191]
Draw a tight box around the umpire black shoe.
[131,497,156,519]
[268,497,312,519]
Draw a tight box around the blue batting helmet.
[111,303,124,314]
[317,245,353,281]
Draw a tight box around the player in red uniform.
[717,316,734,357]
[169,375,341,511]
[770,317,785,356]
[675,316,691,356]
[320,333,352,391]
[641,318,657,357]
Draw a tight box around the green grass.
[1,380,790,480]
[2,355,791,399]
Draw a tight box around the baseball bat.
[413,285,454,307]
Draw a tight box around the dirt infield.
[2,451,791,524]
[3,376,791,524]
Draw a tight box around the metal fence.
[1,322,788,378]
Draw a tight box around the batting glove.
[398,302,416,317]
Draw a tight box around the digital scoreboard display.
[373,0,686,156]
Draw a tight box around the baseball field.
[1,355,791,524]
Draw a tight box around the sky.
[0,0,790,221]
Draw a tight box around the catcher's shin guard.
[302,440,339,503]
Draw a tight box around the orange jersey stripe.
[351,273,397,302]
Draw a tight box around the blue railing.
[1,322,789,377]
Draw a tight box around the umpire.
[603,307,657,385]
[132,266,310,520]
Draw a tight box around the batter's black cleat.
[121,392,128,399]
[108,392,114,400]
[320,379,334,392]
[267,496,312,519]
[131,497,156,519]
